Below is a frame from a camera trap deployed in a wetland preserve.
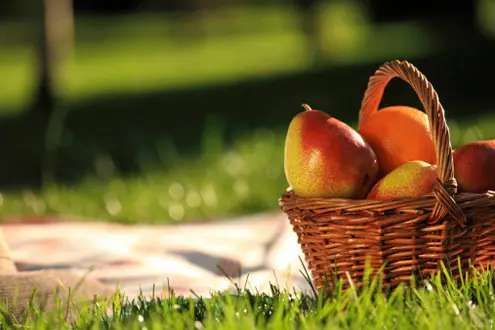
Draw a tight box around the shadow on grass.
[0,37,494,189]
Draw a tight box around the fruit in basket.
[284,104,379,198]
[453,140,495,193]
[358,106,436,176]
[367,160,437,199]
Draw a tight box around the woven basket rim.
[281,187,495,204]
[279,189,495,215]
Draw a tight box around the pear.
[367,160,437,199]
[284,104,378,198]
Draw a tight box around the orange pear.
[367,160,437,200]
[453,140,495,193]
[284,104,378,198]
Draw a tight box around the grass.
[0,127,288,223]
[3,262,495,329]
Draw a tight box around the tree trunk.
[26,0,74,187]
[32,0,74,116]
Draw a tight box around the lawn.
[3,265,495,329]
[0,127,288,223]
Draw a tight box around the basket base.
[279,189,495,292]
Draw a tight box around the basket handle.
[358,60,466,227]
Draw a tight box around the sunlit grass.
[3,263,495,329]
[0,128,287,223]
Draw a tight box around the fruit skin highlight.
[453,140,495,193]
[367,160,437,200]
[284,104,379,199]
[358,105,436,176]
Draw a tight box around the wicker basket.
[279,60,495,291]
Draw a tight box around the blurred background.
[0,0,494,224]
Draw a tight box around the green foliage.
[0,4,437,114]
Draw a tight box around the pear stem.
[302,103,312,112]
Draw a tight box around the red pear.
[284,104,378,198]
[453,140,495,193]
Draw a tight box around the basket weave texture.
[279,60,495,290]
